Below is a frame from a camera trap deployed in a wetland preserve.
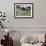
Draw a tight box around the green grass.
[16,8,31,16]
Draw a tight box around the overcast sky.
[16,4,32,8]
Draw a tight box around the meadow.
[16,5,31,16]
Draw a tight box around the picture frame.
[14,3,33,18]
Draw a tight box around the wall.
[0,0,46,28]
[3,0,46,27]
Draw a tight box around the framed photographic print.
[14,3,33,18]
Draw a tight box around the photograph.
[14,3,33,17]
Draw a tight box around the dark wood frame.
[14,3,33,19]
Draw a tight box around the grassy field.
[16,7,31,16]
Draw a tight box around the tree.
[0,11,6,28]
